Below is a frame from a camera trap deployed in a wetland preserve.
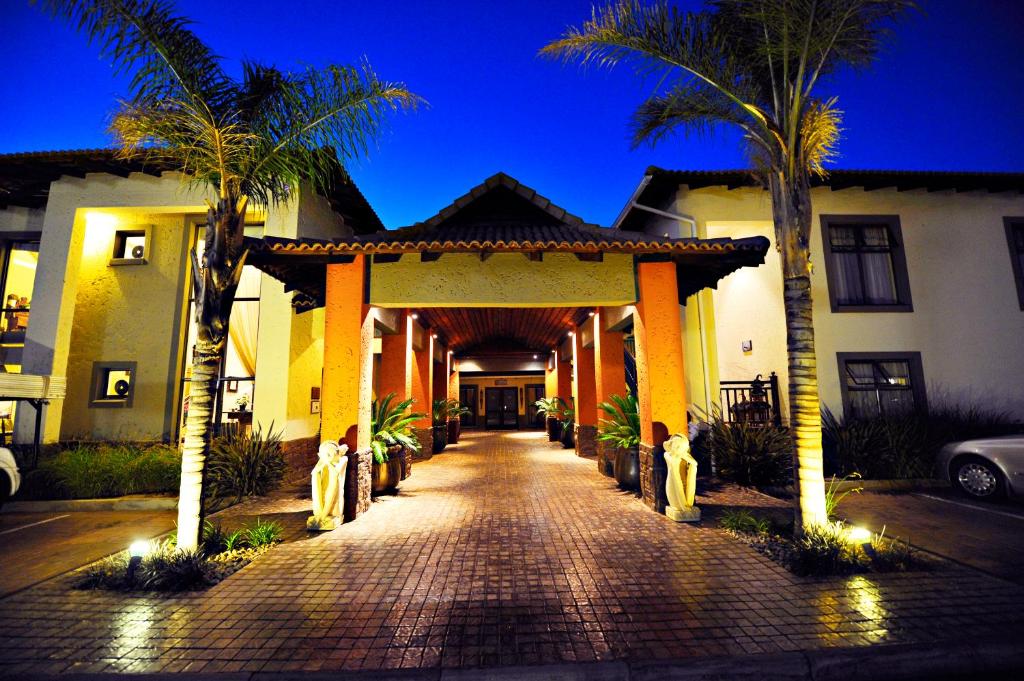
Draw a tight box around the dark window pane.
[829,226,858,248]
[860,253,898,303]
[848,390,877,420]
[1013,225,1024,251]
[833,253,864,304]
[845,362,876,387]
[861,226,891,248]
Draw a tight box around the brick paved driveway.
[1,430,1023,675]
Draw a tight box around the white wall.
[671,185,1024,419]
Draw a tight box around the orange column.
[593,308,627,415]
[410,322,433,456]
[447,351,459,401]
[556,344,573,404]
[545,352,557,399]
[634,261,687,511]
[572,325,597,457]
[322,256,374,451]
[378,310,411,402]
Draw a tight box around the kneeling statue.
[307,440,349,531]
[664,434,701,522]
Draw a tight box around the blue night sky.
[3,0,1023,228]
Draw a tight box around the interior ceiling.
[415,307,583,355]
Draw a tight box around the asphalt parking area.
[838,488,1024,585]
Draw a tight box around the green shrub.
[719,509,772,534]
[243,518,283,548]
[20,442,180,500]
[822,402,1020,479]
[205,423,285,504]
[792,522,860,576]
[708,414,792,487]
[138,545,211,591]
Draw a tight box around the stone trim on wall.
[343,449,372,522]
[575,424,597,458]
[595,440,615,477]
[639,442,668,514]
[413,427,433,461]
[281,436,319,485]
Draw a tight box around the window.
[837,352,926,420]
[177,224,263,439]
[821,215,912,312]
[1006,218,1024,310]
[111,227,151,264]
[90,361,137,408]
[0,238,40,370]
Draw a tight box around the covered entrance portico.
[250,173,768,518]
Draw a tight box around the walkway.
[1,431,1023,675]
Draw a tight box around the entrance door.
[485,387,519,429]
[525,383,546,428]
[459,385,478,427]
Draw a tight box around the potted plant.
[559,406,576,449]
[445,399,471,444]
[598,393,641,491]
[534,397,566,442]
[370,393,425,493]
[432,399,450,454]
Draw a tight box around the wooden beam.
[420,252,442,262]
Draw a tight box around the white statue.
[307,440,349,531]
[664,434,701,522]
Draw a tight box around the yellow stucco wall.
[369,253,637,307]
[459,375,545,417]
[673,185,1024,418]
[61,210,192,440]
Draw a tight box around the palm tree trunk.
[769,172,828,534]
[176,195,249,550]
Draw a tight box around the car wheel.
[951,456,1005,500]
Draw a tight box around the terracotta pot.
[432,424,448,453]
[447,418,461,444]
[372,446,403,493]
[547,417,562,442]
[613,447,641,491]
[560,422,575,449]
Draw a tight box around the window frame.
[89,361,138,408]
[836,351,927,420]
[1005,217,1024,310]
[110,225,152,266]
[820,215,913,313]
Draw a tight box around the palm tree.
[40,0,418,549]
[542,0,914,532]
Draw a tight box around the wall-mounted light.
[568,331,575,337]
[532,354,538,359]
[588,311,595,317]
[411,313,419,320]
[432,333,438,339]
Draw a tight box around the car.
[0,446,20,510]
[937,435,1024,501]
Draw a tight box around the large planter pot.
[447,418,461,444]
[372,445,403,494]
[432,424,448,454]
[547,417,562,442]
[613,447,641,491]
[560,423,575,449]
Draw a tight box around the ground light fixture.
[846,526,877,559]
[127,540,151,582]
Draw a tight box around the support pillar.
[378,310,412,402]
[572,325,597,458]
[634,262,688,513]
[594,308,628,476]
[411,321,433,459]
[323,256,373,520]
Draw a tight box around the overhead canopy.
[247,171,770,310]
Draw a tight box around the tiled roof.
[251,222,768,255]
[0,148,385,234]
[417,172,585,227]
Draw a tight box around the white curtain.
[830,226,897,305]
[229,302,259,377]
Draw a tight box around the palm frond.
[36,0,230,107]
[799,97,842,176]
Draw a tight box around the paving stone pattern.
[1,431,1023,675]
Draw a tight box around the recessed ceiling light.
[411,313,419,319]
